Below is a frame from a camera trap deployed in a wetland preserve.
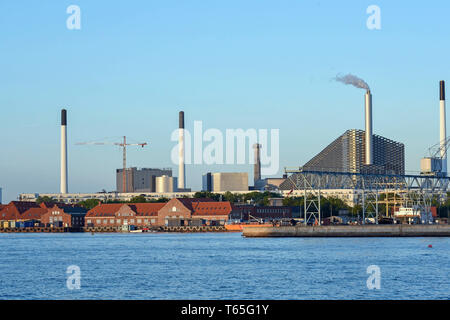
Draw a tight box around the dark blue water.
[0,233,448,300]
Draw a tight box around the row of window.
[86,218,156,225]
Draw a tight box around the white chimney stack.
[178,111,186,190]
[365,90,373,165]
[440,81,447,175]
[60,109,68,194]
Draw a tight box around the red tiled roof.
[86,203,124,217]
[0,201,42,220]
[21,208,48,220]
[130,203,166,216]
[191,201,232,216]
[176,198,215,210]
[87,203,167,217]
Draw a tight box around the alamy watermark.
[66,5,81,30]
[66,265,81,290]
[366,5,381,30]
[170,121,280,175]
[366,265,381,290]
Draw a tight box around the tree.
[77,199,101,210]
[129,196,147,203]
[36,196,55,206]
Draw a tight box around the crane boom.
[76,136,148,192]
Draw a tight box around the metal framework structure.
[303,129,405,175]
[282,167,450,225]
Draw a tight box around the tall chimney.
[178,111,185,190]
[60,109,68,194]
[365,90,373,165]
[253,143,261,185]
[440,80,447,175]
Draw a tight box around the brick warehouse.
[157,198,232,226]
[85,203,166,228]
[40,204,87,228]
[85,198,232,228]
[0,201,86,228]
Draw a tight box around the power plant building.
[116,168,173,193]
[301,129,405,175]
[202,172,249,192]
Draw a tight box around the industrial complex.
[2,77,449,230]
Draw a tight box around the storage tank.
[156,175,175,193]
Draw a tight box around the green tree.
[36,196,55,206]
[129,196,147,203]
[77,199,101,210]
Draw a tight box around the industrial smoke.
[335,74,370,90]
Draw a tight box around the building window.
[151,219,155,223]
[110,219,114,224]
[117,219,121,224]
[137,219,142,224]
[130,219,135,224]
[96,219,101,224]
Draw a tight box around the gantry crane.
[420,136,450,176]
[76,136,147,192]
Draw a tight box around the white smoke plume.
[335,73,370,90]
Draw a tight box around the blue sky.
[1,1,450,202]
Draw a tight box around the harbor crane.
[76,136,148,192]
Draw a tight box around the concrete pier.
[243,225,450,237]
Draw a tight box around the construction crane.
[76,136,148,192]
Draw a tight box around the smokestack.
[60,109,68,194]
[440,80,447,175]
[178,111,185,190]
[253,143,261,185]
[365,90,373,165]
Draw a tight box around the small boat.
[129,229,143,233]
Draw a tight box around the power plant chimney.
[60,109,68,194]
[365,90,373,165]
[178,111,186,190]
[253,143,261,185]
[440,80,447,175]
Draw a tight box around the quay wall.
[242,225,450,237]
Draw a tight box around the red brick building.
[86,203,166,228]
[40,204,87,228]
[0,201,47,226]
[0,202,86,228]
[157,198,232,226]
[85,199,233,228]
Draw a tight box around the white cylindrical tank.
[156,175,174,193]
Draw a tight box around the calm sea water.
[0,232,448,300]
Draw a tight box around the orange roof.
[86,203,124,217]
[191,201,232,216]
[87,202,167,217]
[0,201,42,220]
[21,208,48,220]
[130,203,166,216]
